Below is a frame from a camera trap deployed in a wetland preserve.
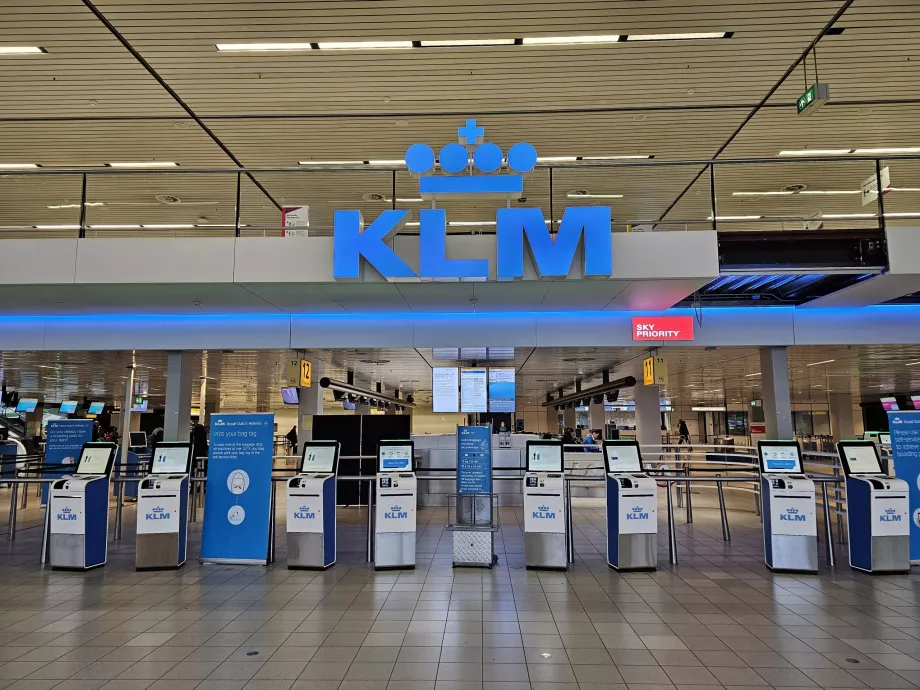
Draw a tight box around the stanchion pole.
[821,481,835,567]
[666,480,678,565]
[114,480,125,541]
[41,490,51,563]
[366,478,374,563]
[717,478,731,542]
[7,482,19,540]
[566,477,575,564]
[684,467,693,524]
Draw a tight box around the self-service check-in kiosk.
[287,441,340,569]
[603,440,657,571]
[837,440,910,574]
[49,442,117,570]
[136,441,192,570]
[375,440,416,570]
[523,440,566,570]
[758,441,818,573]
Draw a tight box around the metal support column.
[717,479,731,542]
[666,480,678,565]
[366,479,374,562]
[7,483,19,540]
[821,481,836,567]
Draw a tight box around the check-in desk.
[523,440,566,570]
[374,440,417,570]
[287,441,340,569]
[603,440,657,571]
[136,441,193,570]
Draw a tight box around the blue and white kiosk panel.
[49,442,117,570]
[603,440,657,571]
[287,441,340,569]
[375,441,417,569]
[523,440,567,570]
[838,441,910,573]
[136,442,192,570]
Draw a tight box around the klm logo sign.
[57,507,77,521]
[780,507,806,522]
[294,505,316,520]
[532,504,556,519]
[385,505,408,519]
[145,506,170,521]
[626,506,648,520]
[881,508,902,522]
[333,120,612,280]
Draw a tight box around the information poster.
[887,411,920,562]
[201,413,275,565]
[43,420,93,504]
[488,368,516,412]
[432,367,459,413]
[457,426,492,495]
[461,368,487,413]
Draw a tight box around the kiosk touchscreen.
[374,441,417,569]
[129,431,148,449]
[757,441,817,573]
[603,441,657,571]
[49,442,117,570]
[523,440,566,570]
[287,442,340,569]
[136,441,193,570]
[837,440,909,573]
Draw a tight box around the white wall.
[411,411,468,436]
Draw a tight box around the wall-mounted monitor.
[74,442,117,476]
[150,441,193,475]
[460,368,487,412]
[526,440,563,473]
[432,367,459,413]
[59,401,78,414]
[281,387,299,405]
[881,396,899,411]
[300,441,340,474]
[602,440,643,473]
[837,440,884,476]
[757,440,803,474]
[131,399,149,412]
[15,398,38,413]
[377,441,414,473]
[129,431,148,447]
[87,402,104,415]
[488,368,515,412]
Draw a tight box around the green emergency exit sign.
[797,83,830,116]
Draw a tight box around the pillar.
[298,359,325,444]
[760,346,793,439]
[164,351,194,442]
[634,382,661,448]
[829,392,856,441]
[589,401,606,439]
[545,406,559,435]
[563,406,576,430]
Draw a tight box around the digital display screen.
[281,387,299,405]
[131,399,148,412]
[343,399,356,410]
[912,395,920,410]
[129,431,148,447]
[604,443,642,473]
[880,433,891,445]
[759,443,802,473]
[840,443,883,475]
[300,444,338,473]
[432,367,459,413]
[527,443,563,472]
[75,445,114,475]
[881,397,899,411]
[59,401,77,414]
[87,402,104,415]
[460,368,487,413]
[378,443,413,472]
[488,368,515,412]
[150,443,192,474]
[15,398,38,413]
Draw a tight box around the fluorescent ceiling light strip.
[732,191,794,196]
[108,161,177,168]
[579,155,651,160]
[0,46,44,55]
[216,42,313,51]
[691,406,726,411]
[421,39,515,47]
[854,147,920,155]
[885,212,920,217]
[298,160,363,165]
[778,149,853,156]
[448,221,497,226]
[537,156,578,162]
[627,32,728,41]
[566,193,624,198]
[367,160,406,166]
[0,163,39,169]
[822,213,875,219]
[906,361,920,367]
[892,187,920,192]
[799,190,860,195]
[34,225,80,230]
[318,41,412,50]
[746,372,762,377]
[806,359,836,366]
[395,197,423,202]
[709,215,762,220]
[141,224,196,229]
[522,35,622,45]
[88,224,141,229]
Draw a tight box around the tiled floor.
[2,486,920,690]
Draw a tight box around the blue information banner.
[201,413,275,564]
[44,420,93,504]
[888,410,920,561]
[457,426,492,495]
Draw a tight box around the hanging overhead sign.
[632,316,694,341]
[861,166,891,206]
[282,206,309,237]
[642,356,668,387]
[796,82,830,116]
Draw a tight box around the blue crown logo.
[152,506,164,513]
[61,507,72,513]
[538,505,549,511]
[786,507,799,514]
[405,119,536,199]
[299,505,309,512]
[886,508,897,514]
[632,506,643,512]
[391,505,402,511]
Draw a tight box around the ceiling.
[1,0,919,237]
[4,343,920,412]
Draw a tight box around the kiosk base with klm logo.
[606,474,657,571]
[523,472,567,570]
[760,475,818,573]
[136,475,189,570]
[374,473,418,570]
[286,474,337,569]
[846,475,910,573]
[49,476,110,570]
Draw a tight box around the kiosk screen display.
[75,444,115,475]
[881,396,899,411]
[912,395,920,410]
[129,431,148,447]
[378,443,413,472]
[527,443,563,473]
[301,443,339,474]
[758,442,802,473]
[15,398,38,413]
[87,402,104,415]
[880,432,891,445]
[151,443,193,474]
[839,442,884,475]
[604,443,642,473]
[59,401,77,414]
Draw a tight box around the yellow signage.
[643,356,655,386]
[300,360,312,388]
[643,355,668,386]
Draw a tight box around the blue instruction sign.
[44,420,93,504]
[888,411,920,561]
[457,426,492,495]
[201,413,275,565]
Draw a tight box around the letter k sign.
[333,210,416,279]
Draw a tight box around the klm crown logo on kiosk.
[333,120,612,280]
[533,504,556,519]
[146,505,170,521]
[57,506,77,521]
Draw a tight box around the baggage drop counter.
[603,440,657,571]
[287,441,339,569]
[136,442,192,570]
[523,440,566,570]
[374,440,417,569]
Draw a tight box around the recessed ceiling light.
[216,42,314,51]
[0,163,39,169]
[522,35,622,46]
[778,149,853,156]
[420,39,515,47]
[731,191,794,196]
[854,147,920,155]
[107,161,178,168]
[906,361,920,367]
[627,32,731,41]
[317,40,413,51]
[806,359,836,366]
[746,372,762,377]
[0,46,45,55]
